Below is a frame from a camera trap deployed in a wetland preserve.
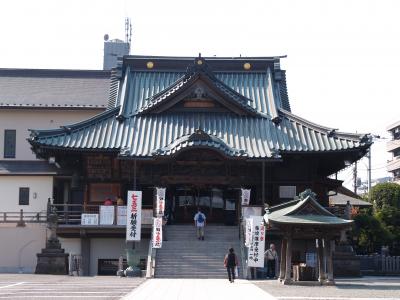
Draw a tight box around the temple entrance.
[170,185,238,224]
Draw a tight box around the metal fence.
[357,254,400,275]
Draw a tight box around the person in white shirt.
[264,243,278,278]
[193,208,206,240]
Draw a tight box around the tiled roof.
[29,56,371,161]
[0,160,58,175]
[0,69,111,109]
[267,190,352,226]
[29,107,368,158]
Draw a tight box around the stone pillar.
[81,237,91,276]
[283,235,292,284]
[317,238,326,282]
[326,240,335,283]
[279,238,287,281]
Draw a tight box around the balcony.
[387,139,400,152]
[387,156,400,173]
[51,204,153,237]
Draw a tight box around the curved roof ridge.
[30,106,120,137]
[280,108,366,141]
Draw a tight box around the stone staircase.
[155,224,242,278]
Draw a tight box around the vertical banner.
[245,218,253,247]
[247,216,265,267]
[126,191,142,241]
[241,188,251,206]
[156,187,166,217]
[152,217,163,248]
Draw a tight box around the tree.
[367,183,400,255]
[370,182,400,210]
[352,213,391,254]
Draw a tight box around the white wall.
[0,109,103,160]
[0,176,52,212]
[0,223,46,273]
[59,238,81,256]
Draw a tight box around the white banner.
[81,213,99,225]
[152,217,163,248]
[117,206,127,226]
[100,205,114,225]
[241,189,251,206]
[247,216,265,267]
[126,191,142,241]
[156,187,166,217]
[245,218,253,247]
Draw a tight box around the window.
[4,129,16,158]
[279,186,297,199]
[19,187,29,205]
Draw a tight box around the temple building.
[28,55,372,277]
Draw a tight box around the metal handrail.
[145,237,157,278]
[239,219,249,279]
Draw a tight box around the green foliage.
[355,183,400,255]
[352,213,391,254]
[370,182,400,210]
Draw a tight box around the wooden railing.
[0,209,47,225]
[51,204,153,226]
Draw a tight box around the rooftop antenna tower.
[125,17,132,54]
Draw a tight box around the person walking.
[193,208,206,240]
[224,247,239,283]
[265,243,278,279]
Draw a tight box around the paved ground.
[254,276,400,300]
[122,279,276,300]
[0,275,399,300]
[0,274,144,299]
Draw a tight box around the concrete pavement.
[122,278,277,300]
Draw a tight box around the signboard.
[306,252,317,267]
[245,218,253,247]
[247,216,265,267]
[242,206,263,219]
[117,206,127,226]
[81,214,99,225]
[126,191,142,241]
[152,217,163,248]
[156,187,166,217]
[241,188,251,206]
[100,205,114,225]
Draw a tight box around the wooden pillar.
[326,239,335,283]
[262,161,265,203]
[279,238,287,281]
[284,234,292,284]
[317,238,326,282]
[133,159,137,190]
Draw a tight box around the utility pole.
[353,161,357,194]
[367,148,372,198]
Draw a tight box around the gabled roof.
[134,58,260,116]
[114,56,289,119]
[0,69,111,109]
[266,189,353,226]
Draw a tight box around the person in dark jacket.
[224,247,239,283]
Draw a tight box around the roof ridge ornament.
[299,189,317,200]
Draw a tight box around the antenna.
[125,17,132,53]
